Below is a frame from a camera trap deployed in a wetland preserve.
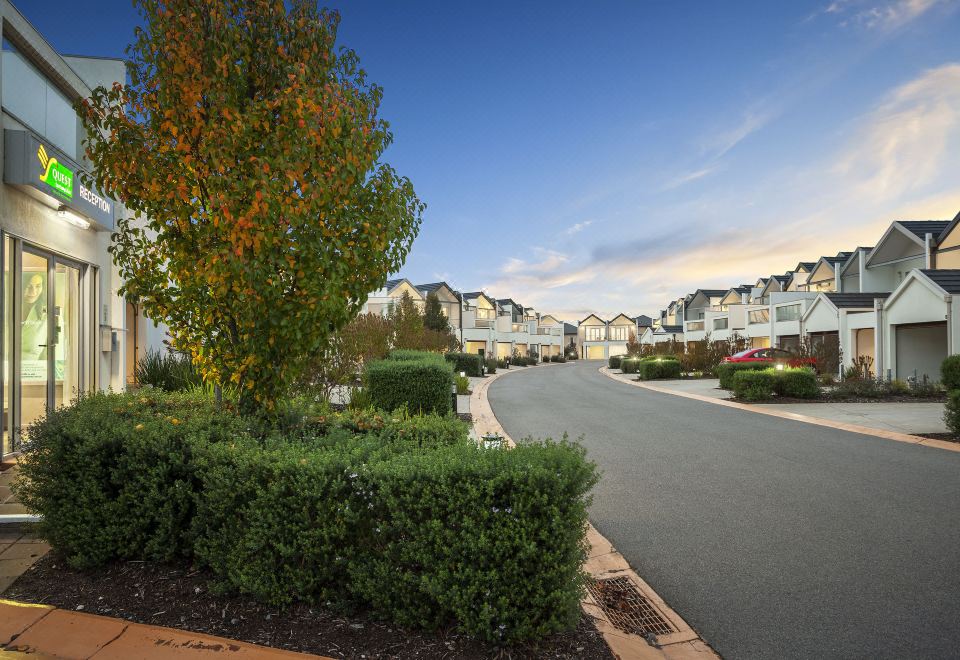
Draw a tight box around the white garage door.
[896,323,947,382]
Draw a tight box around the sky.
[19,0,960,320]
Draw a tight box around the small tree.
[78,0,423,412]
[423,292,448,332]
[625,333,643,357]
[388,291,457,352]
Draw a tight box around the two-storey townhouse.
[683,289,726,345]
[415,282,462,331]
[460,291,499,357]
[534,313,564,358]
[705,286,751,342]
[0,2,131,455]
[579,314,608,359]
[874,215,959,382]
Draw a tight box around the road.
[487,360,960,659]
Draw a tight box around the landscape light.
[57,206,90,230]
[775,363,785,371]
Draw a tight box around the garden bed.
[6,555,612,659]
[914,432,958,443]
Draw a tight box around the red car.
[723,348,817,370]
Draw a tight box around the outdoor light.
[57,206,90,230]
[775,363,785,371]
[460,371,466,378]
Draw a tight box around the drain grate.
[587,576,675,637]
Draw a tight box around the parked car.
[723,348,817,370]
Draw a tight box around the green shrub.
[773,368,819,399]
[16,391,597,644]
[497,358,509,370]
[365,356,453,415]
[134,348,202,392]
[716,362,771,389]
[485,357,497,374]
[608,355,622,369]
[731,370,776,401]
[455,374,470,395]
[889,378,910,395]
[942,355,960,390]
[637,359,682,380]
[445,352,483,377]
[620,358,639,374]
[388,349,445,363]
[944,390,960,438]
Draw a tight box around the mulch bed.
[5,555,613,659]
[748,395,947,404]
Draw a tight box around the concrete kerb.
[472,362,720,660]
[599,367,960,453]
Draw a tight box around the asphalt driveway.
[487,360,960,659]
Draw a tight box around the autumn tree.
[77,0,423,412]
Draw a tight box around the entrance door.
[16,247,86,449]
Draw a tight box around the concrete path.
[627,376,947,434]
[488,359,960,660]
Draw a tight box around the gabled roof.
[635,314,653,327]
[580,313,606,325]
[936,209,960,243]
[563,322,578,334]
[733,285,753,293]
[415,281,461,300]
[898,220,951,241]
[823,292,890,308]
[920,269,960,294]
[656,325,684,334]
[839,247,873,277]
[794,261,816,272]
[383,278,423,297]
[461,291,496,307]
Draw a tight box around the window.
[609,326,629,341]
[586,326,605,341]
[775,304,802,322]
[748,309,770,324]
[713,317,729,330]
[2,40,78,158]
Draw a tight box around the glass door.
[19,250,50,435]
[7,244,88,452]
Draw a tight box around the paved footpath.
[488,360,960,660]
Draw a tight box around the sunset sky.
[24,0,960,320]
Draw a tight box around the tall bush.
[942,355,960,390]
[366,355,453,415]
[445,352,483,377]
[608,355,622,370]
[944,389,960,438]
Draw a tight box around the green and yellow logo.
[37,144,73,200]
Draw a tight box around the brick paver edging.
[600,367,960,453]
[472,363,719,659]
[0,598,331,659]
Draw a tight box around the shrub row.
[608,355,622,370]
[731,368,819,401]
[549,355,567,363]
[366,351,453,415]
[445,352,483,377]
[637,358,682,381]
[16,390,599,644]
[715,362,771,389]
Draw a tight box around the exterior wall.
[841,272,860,293]
[863,255,923,292]
[464,340,487,356]
[935,248,960,269]
[880,276,957,380]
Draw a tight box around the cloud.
[661,165,719,191]
[707,110,773,159]
[831,63,960,201]
[564,220,593,235]
[820,0,948,30]
[480,63,960,320]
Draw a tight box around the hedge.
[366,355,453,415]
[945,389,960,438]
[942,355,960,390]
[608,355,622,370]
[731,370,776,401]
[716,362,771,389]
[730,368,819,400]
[637,359,682,380]
[15,390,598,644]
[388,349,445,363]
[445,352,483,377]
[774,368,819,399]
[621,358,640,374]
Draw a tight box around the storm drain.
[587,576,675,637]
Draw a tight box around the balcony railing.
[686,321,705,331]
[474,318,493,328]
[511,323,526,333]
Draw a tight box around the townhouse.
[635,210,960,384]
[577,313,653,359]
[361,279,564,360]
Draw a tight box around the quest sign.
[3,130,114,230]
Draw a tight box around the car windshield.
[732,349,754,358]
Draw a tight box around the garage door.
[896,323,947,382]
[496,342,512,359]
[586,345,605,360]
[464,341,486,357]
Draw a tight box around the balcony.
[474,318,493,328]
[511,323,526,333]
[686,320,705,332]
